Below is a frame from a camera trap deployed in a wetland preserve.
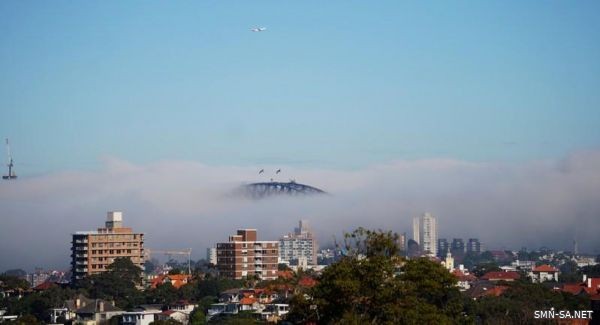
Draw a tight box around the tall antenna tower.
[2,138,17,180]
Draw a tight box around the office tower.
[206,247,217,265]
[437,238,449,258]
[71,211,145,282]
[451,238,465,256]
[413,213,438,256]
[467,238,482,255]
[398,232,407,253]
[216,229,279,280]
[279,220,318,265]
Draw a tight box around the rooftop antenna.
[2,138,17,180]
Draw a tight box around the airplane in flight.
[250,27,267,32]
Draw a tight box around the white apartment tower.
[279,220,318,265]
[412,213,438,257]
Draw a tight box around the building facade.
[217,229,279,280]
[413,213,438,256]
[207,247,217,265]
[279,220,318,266]
[451,238,466,256]
[71,212,144,282]
[467,238,482,254]
[437,238,449,258]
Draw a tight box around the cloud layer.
[1,150,600,271]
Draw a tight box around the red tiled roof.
[481,271,521,281]
[240,297,257,305]
[150,274,191,289]
[532,264,558,272]
[33,281,56,291]
[298,277,317,288]
[588,278,600,290]
[277,270,294,279]
[562,283,586,295]
[452,270,477,282]
[483,285,508,297]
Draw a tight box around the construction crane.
[145,248,192,275]
[2,138,17,180]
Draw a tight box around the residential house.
[158,310,189,324]
[529,264,559,283]
[75,299,123,324]
[452,269,477,291]
[150,274,191,289]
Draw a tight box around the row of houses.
[48,295,198,325]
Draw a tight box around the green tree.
[290,228,467,324]
[146,283,179,305]
[190,307,206,325]
[15,314,42,325]
[471,262,501,277]
[0,274,30,290]
[77,257,144,309]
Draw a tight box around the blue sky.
[1,1,599,174]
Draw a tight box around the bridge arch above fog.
[240,181,327,199]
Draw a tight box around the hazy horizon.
[2,148,600,272]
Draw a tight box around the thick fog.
[1,149,599,271]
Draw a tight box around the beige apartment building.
[216,229,279,280]
[71,212,144,282]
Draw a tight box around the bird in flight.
[258,169,264,174]
[251,27,267,32]
[276,169,281,174]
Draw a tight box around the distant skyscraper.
[398,232,407,253]
[206,247,217,265]
[71,211,145,282]
[451,238,465,256]
[437,238,449,258]
[413,213,438,256]
[279,220,318,265]
[467,238,482,255]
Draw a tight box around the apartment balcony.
[75,268,88,273]
[76,261,87,266]
[74,239,88,244]
[75,246,88,251]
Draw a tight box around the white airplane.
[251,27,267,32]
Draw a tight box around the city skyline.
[1,1,600,272]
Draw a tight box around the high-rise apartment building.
[467,238,482,254]
[206,247,217,265]
[71,212,144,282]
[279,220,318,266]
[437,238,449,258]
[451,238,465,256]
[216,229,279,280]
[413,213,438,256]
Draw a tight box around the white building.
[206,247,217,265]
[529,264,559,283]
[279,220,318,265]
[413,213,438,256]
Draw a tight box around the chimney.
[587,277,592,288]
[583,274,587,283]
[75,298,81,308]
[99,301,104,312]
